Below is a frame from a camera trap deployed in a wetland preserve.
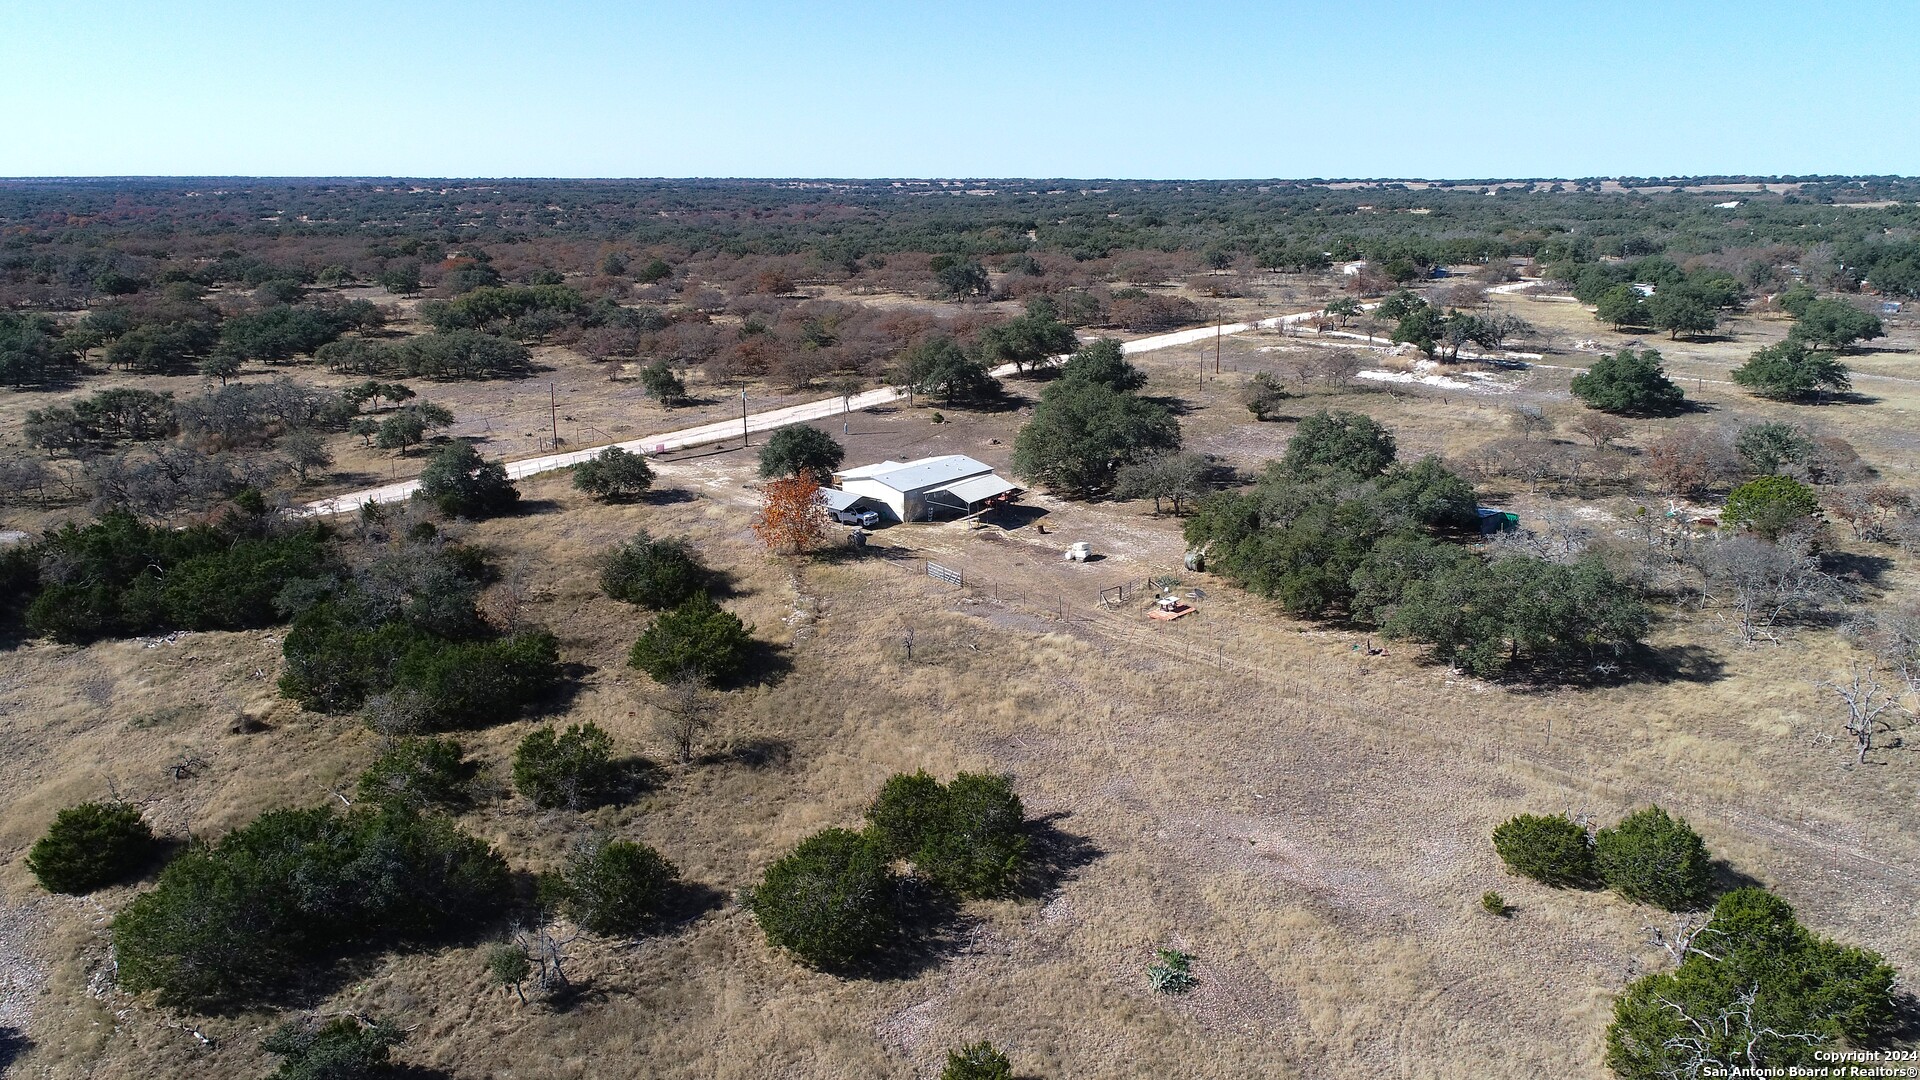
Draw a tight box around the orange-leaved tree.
[752,476,826,555]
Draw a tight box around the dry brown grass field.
[3,287,1919,1078]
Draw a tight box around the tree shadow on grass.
[719,640,793,691]
[1143,394,1199,417]
[1012,812,1105,903]
[525,663,596,718]
[1803,391,1882,407]
[543,980,612,1015]
[503,498,566,518]
[655,880,729,935]
[0,1027,29,1074]
[840,878,969,982]
[1708,859,1766,900]
[643,487,696,506]
[1823,550,1896,587]
[697,737,793,771]
[611,756,668,805]
[1611,642,1729,686]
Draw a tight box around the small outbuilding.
[830,454,1021,523]
[1476,507,1520,534]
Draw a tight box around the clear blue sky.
[3,0,1914,179]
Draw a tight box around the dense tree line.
[8,508,331,643]
[1186,411,1647,678]
[6,179,1916,296]
[278,535,558,730]
[111,804,510,1010]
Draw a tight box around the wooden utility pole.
[740,387,749,446]
[549,381,559,448]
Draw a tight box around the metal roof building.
[830,454,1020,522]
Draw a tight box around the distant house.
[1881,301,1902,315]
[830,454,1020,522]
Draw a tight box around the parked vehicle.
[832,507,880,527]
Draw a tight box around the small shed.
[831,455,1021,523]
[1476,507,1520,534]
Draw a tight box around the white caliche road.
[299,306,1335,517]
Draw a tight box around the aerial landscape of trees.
[3,174,1918,1080]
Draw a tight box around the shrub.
[357,737,480,811]
[112,806,509,1010]
[389,629,561,730]
[1147,949,1197,994]
[638,360,686,406]
[744,828,896,969]
[600,532,706,608]
[1733,421,1814,477]
[415,443,519,519]
[866,772,1029,899]
[1282,409,1397,479]
[1724,475,1821,541]
[485,942,532,996]
[262,1015,406,1080]
[1239,371,1289,420]
[555,835,679,936]
[757,424,846,482]
[1593,807,1715,911]
[916,774,1029,899]
[513,723,620,810]
[627,592,754,686]
[941,1041,1014,1080]
[865,771,950,860]
[1569,347,1686,416]
[572,446,654,501]
[26,802,156,894]
[1491,813,1595,887]
[1606,889,1896,1078]
[1481,890,1509,916]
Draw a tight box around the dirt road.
[298,307,1336,516]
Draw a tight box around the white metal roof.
[836,454,995,493]
[819,488,864,511]
[934,474,1019,505]
[835,459,905,480]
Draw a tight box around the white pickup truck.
[831,507,880,527]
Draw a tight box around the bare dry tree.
[653,673,718,764]
[1651,986,1820,1075]
[1644,917,1726,965]
[1570,412,1627,449]
[1694,531,1843,644]
[1506,404,1555,442]
[1819,660,1906,765]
